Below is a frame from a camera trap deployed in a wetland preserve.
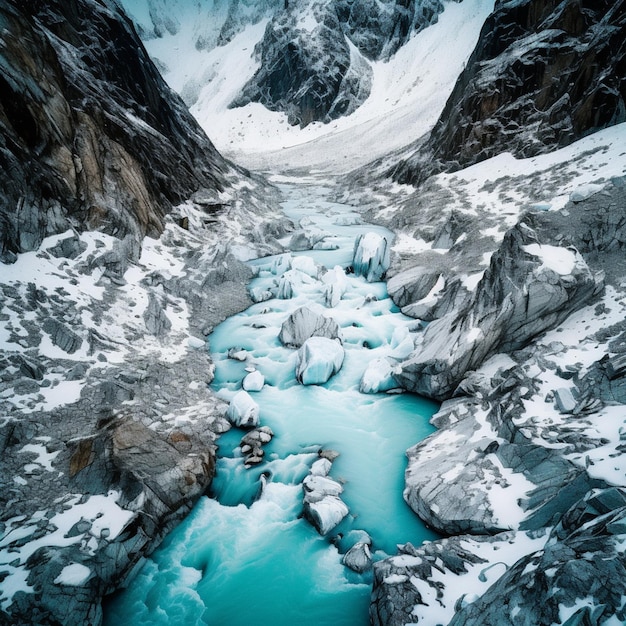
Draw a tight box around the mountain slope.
[390,0,626,184]
[0,0,242,262]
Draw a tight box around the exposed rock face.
[396,216,603,400]
[0,0,243,262]
[392,0,626,185]
[232,0,455,126]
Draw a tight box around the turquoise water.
[104,182,438,626]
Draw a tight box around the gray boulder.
[279,306,341,348]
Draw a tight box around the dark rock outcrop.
[0,0,242,262]
[232,0,455,127]
[392,0,626,185]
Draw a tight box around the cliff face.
[0,0,237,262]
[390,0,626,185]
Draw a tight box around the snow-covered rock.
[396,220,603,400]
[353,232,391,282]
[226,391,260,427]
[295,337,345,385]
[242,370,265,392]
[279,306,341,348]
[302,464,349,535]
[360,358,397,394]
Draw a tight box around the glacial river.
[105,181,438,625]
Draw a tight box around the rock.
[353,232,391,282]
[42,319,83,354]
[143,293,172,337]
[342,541,372,573]
[187,336,206,349]
[296,337,345,385]
[304,496,349,536]
[392,0,626,186]
[279,306,341,348]
[226,391,260,428]
[387,267,442,309]
[242,370,265,392]
[554,387,577,414]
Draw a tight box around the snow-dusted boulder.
[226,390,260,427]
[275,268,317,299]
[296,337,345,385]
[302,473,348,535]
[360,358,397,394]
[279,306,341,348]
[242,370,265,392]
[352,232,391,282]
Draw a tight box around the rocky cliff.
[234,0,455,126]
[0,1,284,624]
[390,0,626,185]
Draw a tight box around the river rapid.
[104,180,439,625]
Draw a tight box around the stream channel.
[105,180,439,625]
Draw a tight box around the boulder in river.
[353,232,391,282]
[279,306,341,348]
[226,390,260,428]
[296,337,345,385]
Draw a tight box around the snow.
[523,243,577,276]
[0,492,134,610]
[137,0,495,173]
[54,563,92,586]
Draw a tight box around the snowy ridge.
[120,0,495,173]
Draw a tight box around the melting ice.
[104,182,438,625]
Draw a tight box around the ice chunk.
[322,265,348,307]
[226,390,260,427]
[291,255,319,278]
[296,337,344,385]
[360,358,397,393]
[352,232,391,282]
[242,370,265,392]
[303,496,349,535]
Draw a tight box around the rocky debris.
[396,217,603,400]
[448,489,626,626]
[278,306,341,348]
[302,455,348,535]
[353,232,391,282]
[41,319,83,355]
[240,426,274,467]
[242,369,265,392]
[296,337,345,385]
[391,0,626,186]
[226,391,260,428]
[143,293,172,337]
